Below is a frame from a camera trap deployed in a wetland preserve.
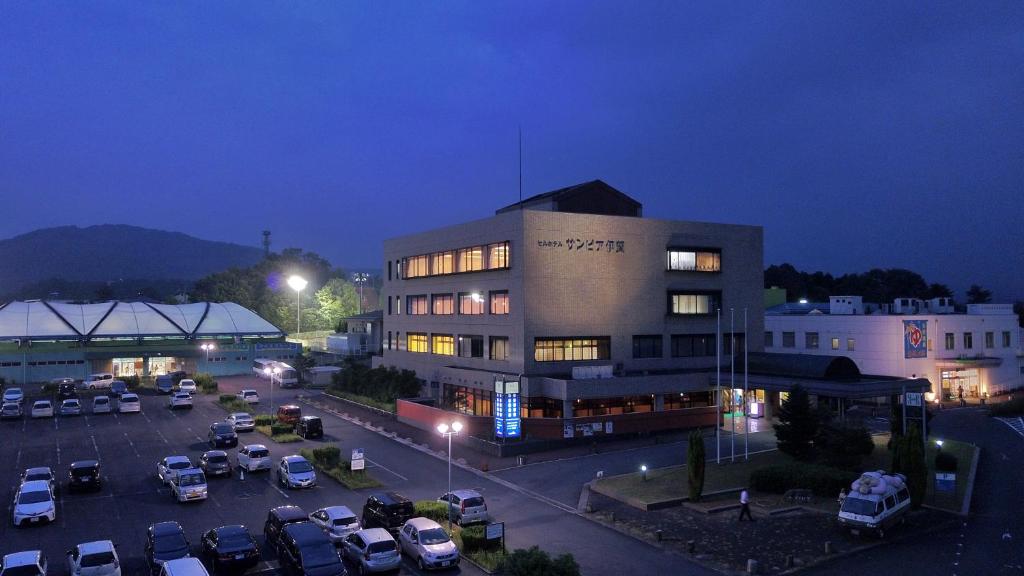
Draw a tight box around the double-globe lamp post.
[200,342,216,366]
[287,275,308,334]
[263,366,281,416]
[436,420,463,531]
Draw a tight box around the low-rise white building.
[765,296,1023,399]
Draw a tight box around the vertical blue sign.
[494,379,521,438]
[903,320,927,359]
[494,392,506,437]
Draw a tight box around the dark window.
[764,331,774,348]
[985,332,994,349]
[945,332,954,350]
[387,261,392,281]
[572,395,654,417]
[663,391,713,409]
[805,332,819,349]
[489,337,509,361]
[387,296,392,315]
[782,332,795,348]
[458,335,484,358]
[1004,331,1012,348]
[670,334,716,357]
[963,332,973,350]
[632,335,663,359]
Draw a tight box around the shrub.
[459,525,493,553]
[219,394,236,404]
[749,462,854,497]
[121,375,141,390]
[687,430,705,502]
[414,501,450,524]
[310,446,341,469]
[500,546,581,576]
[893,424,927,508]
[193,373,217,393]
[989,396,1024,417]
[934,451,958,472]
[775,384,820,461]
[271,423,293,436]
[816,425,874,470]
[255,414,275,426]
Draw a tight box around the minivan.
[84,373,115,390]
[155,376,175,394]
[362,492,415,535]
[264,505,308,553]
[278,522,345,576]
[276,405,301,425]
[838,472,911,538]
[295,416,323,439]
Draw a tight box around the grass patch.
[255,425,302,443]
[924,438,976,512]
[300,447,381,490]
[325,389,395,413]
[466,548,505,572]
[218,396,249,413]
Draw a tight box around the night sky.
[2,2,1022,300]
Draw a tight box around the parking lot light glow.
[936,440,944,449]
[451,421,463,433]
[436,422,449,434]
[641,464,648,480]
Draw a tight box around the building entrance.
[941,369,980,399]
[112,357,143,377]
[147,357,179,376]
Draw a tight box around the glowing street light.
[263,365,281,415]
[640,464,648,481]
[437,420,464,530]
[200,342,216,364]
[936,439,944,451]
[287,275,308,333]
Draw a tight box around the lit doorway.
[112,357,143,377]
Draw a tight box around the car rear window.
[2,564,43,576]
[169,461,190,470]
[368,540,397,554]
[207,454,228,463]
[250,449,269,458]
[121,395,138,402]
[94,397,109,404]
[72,467,98,477]
[463,497,485,507]
[25,472,51,482]
[80,552,115,567]
[214,424,234,434]
[333,516,358,526]
[34,401,51,408]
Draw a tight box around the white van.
[838,471,911,538]
[85,373,115,390]
[159,557,210,576]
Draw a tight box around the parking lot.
[0,382,482,575]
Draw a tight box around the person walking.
[738,489,754,521]
[958,385,966,407]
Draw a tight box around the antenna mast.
[262,230,271,257]
[518,127,523,204]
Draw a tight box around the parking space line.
[141,411,152,423]
[366,458,409,482]
[91,434,101,457]
[123,432,142,459]
[267,478,290,499]
[155,429,170,445]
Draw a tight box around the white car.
[177,379,197,394]
[92,396,112,414]
[399,517,460,571]
[158,558,209,576]
[237,444,271,472]
[226,412,255,432]
[158,456,193,485]
[30,400,53,419]
[84,373,116,390]
[60,398,82,416]
[237,389,260,404]
[169,468,208,503]
[309,506,361,544]
[169,393,193,409]
[3,387,24,405]
[118,393,141,413]
[67,540,121,576]
[12,480,56,527]
[1,550,47,576]
[21,467,56,495]
[1,402,23,419]
[276,455,316,489]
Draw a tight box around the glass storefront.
[112,357,142,377]
[941,369,981,399]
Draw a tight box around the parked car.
[237,390,260,404]
[57,380,78,400]
[278,521,345,576]
[21,467,56,495]
[66,540,120,576]
[12,480,56,527]
[200,525,260,574]
[157,456,193,485]
[60,399,82,416]
[166,370,188,383]
[399,517,460,571]
[198,451,231,478]
[177,379,197,394]
[67,460,102,492]
[341,528,401,574]
[84,373,115,390]
[3,387,24,405]
[0,550,47,576]
[169,468,208,503]
[277,455,316,489]
[362,492,415,535]
[30,400,53,419]
[226,412,255,432]
[157,557,208,576]
[295,416,324,439]
[145,521,190,574]
[1,402,23,419]
[309,506,361,544]
[208,422,238,448]
[118,393,141,414]
[438,489,489,525]
[110,381,128,398]
[263,505,308,553]
[276,405,301,425]
[838,472,912,538]
[92,395,112,414]
[155,375,175,395]
[237,444,271,473]
[169,393,193,410]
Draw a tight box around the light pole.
[288,275,308,334]
[264,366,281,416]
[353,273,370,315]
[436,420,463,531]
[200,342,216,367]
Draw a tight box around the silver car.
[20,467,56,495]
[12,480,56,527]
[237,444,271,472]
[118,393,141,413]
[226,412,255,432]
[438,489,488,525]
[92,396,112,414]
[309,506,361,544]
[66,540,121,576]
[158,456,193,484]
[3,387,24,405]
[1,550,47,576]
[30,400,53,419]
[399,517,460,571]
[60,399,82,416]
[276,456,316,489]
[341,528,401,573]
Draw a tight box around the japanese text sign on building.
[903,320,928,359]
[494,378,521,438]
[537,239,625,253]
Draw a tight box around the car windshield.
[841,497,881,517]
[34,402,50,408]
[214,424,233,434]
[333,516,358,527]
[179,472,206,486]
[207,454,228,463]
[169,461,190,470]
[301,543,340,567]
[288,461,313,473]
[80,552,115,567]
[2,565,43,576]
[367,540,397,554]
[418,528,450,545]
[25,472,51,482]
[94,398,108,404]
[18,490,51,504]
[154,534,189,554]
[249,449,268,458]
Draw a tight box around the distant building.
[0,300,295,383]
[765,295,1023,399]
[326,310,383,357]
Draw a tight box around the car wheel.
[877,528,886,539]
[89,385,95,390]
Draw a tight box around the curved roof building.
[0,301,282,341]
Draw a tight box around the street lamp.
[936,439,944,451]
[263,366,281,415]
[288,275,308,333]
[200,342,216,364]
[437,420,464,531]
[352,273,369,315]
[640,464,648,481]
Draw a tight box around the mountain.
[0,225,264,300]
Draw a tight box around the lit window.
[407,295,428,315]
[487,242,510,269]
[431,251,454,275]
[432,334,455,356]
[459,293,485,315]
[489,291,509,315]
[667,249,720,272]
[534,337,610,362]
[669,292,719,315]
[489,337,509,361]
[403,255,429,278]
[847,338,855,351]
[831,337,839,350]
[431,294,453,315]
[407,333,428,353]
[456,246,484,272]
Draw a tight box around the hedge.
[989,396,1024,417]
[749,463,854,497]
[193,373,217,394]
[414,501,450,524]
[308,446,342,470]
[255,414,275,426]
[271,423,293,436]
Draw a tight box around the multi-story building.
[765,295,1023,399]
[376,180,764,439]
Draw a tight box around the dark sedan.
[67,460,102,492]
[200,525,260,573]
[199,450,232,478]
[208,422,238,448]
[145,521,190,574]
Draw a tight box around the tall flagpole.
[730,308,735,463]
[744,307,749,460]
[716,308,721,464]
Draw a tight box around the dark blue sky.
[2,2,1022,300]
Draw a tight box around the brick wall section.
[396,400,492,437]
[524,406,718,440]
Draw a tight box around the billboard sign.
[903,320,928,359]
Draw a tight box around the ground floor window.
[443,384,493,417]
[663,391,714,410]
[523,396,563,418]
[941,369,981,399]
[572,395,654,417]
